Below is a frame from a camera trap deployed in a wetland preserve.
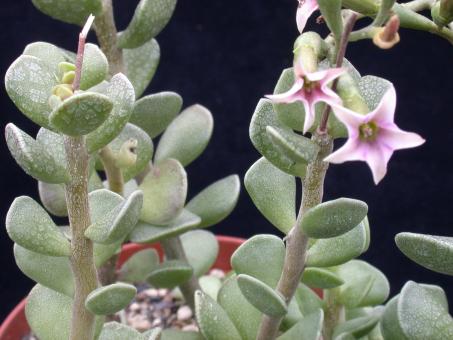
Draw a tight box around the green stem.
[256,133,333,340]
[64,136,99,340]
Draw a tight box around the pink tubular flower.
[324,85,425,184]
[266,58,345,134]
[297,0,319,33]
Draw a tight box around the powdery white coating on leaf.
[89,189,123,221]
[31,0,102,26]
[85,282,137,315]
[6,196,71,256]
[5,55,57,128]
[23,41,66,75]
[146,260,193,288]
[155,104,214,167]
[180,230,219,277]
[301,267,344,289]
[358,75,392,111]
[199,275,222,300]
[80,43,109,90]
[98,322,144,340]
[295,284,323,317]
[332,314,380,339]
[277,309,324,340]
[244,157,296,234]
[36,128,67,169]
[5,124,69,183]
[117,0,177,49]
[118,248,159,283]
[124,39,160,98]
[38,181,68,217]
[94,241,122,268]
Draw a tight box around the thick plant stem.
[323,289,345,340]
[161,237,202,310]
[65,136,99,340]
[256,133,333,340]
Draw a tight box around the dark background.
[1,0,452,321]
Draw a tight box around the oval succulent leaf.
[49,92,113,136]
[200,275,222,301]
[146,260,193,289]
[245,157,296,234]
[117,0,177,49]
[35,128,67,169]
[161,329,204,340]
[94,241,122,268]
[155,104,213,167]
[118,248,160,283]
[38,182,67,217]
[89,188,123,221]
[195,290,242,340]
[129,209,201,243]
[140,159,187,225]
[301,198,368,239]
[186,175,241,228]
[98,322,146,340]
[301,267,345,289]
[237,274,287,317]
[80,43,109,90]
[181,230,219,277]
[395,232,453,276]
[124,39,160,98]
[358,75,392,111]
[23,42,66,75]
[31,0,102,25]
[5,124,69,183]
[86,74,136,153]
[380,295,408,340]
[6,196,70,256]
[5,55,57,129]
[85,282,137,315]
[231,234,285,288]
[295,284,324,317]
[333,315,380,339]
[277,309,324,340]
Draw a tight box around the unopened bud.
[52,84,73,100]
[58,62,76,75]
[431,0,453,27]
[115,139,138,169]
[61,71,75,84]
[373,15,400,49]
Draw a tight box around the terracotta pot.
[0,236,245,340]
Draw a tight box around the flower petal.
[266,79,304,103]
[364,145,390,185]
[380,126,425,150]
[296,0,319,33]
[330,103,366,137]
[303,100,316,134]
[369,85,397,124]
[324,139,366,164]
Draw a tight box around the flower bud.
[51,84,73,101]
[431,0,453,27]
[61,71,75,85]
[373,15,400,49]
[115,139,138,169]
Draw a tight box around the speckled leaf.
[5,55,57,128]
[105,123,153,181]
[35,128,66,169]
[395,232,453,276]
[358,75,392,110]
[79,43,108,90]
[237,274,287,317]
[6,196,70,256]
[146,260,193,288]
[380,295,408,340]
[5,124,69,183]
[245,157,296,234]
[281,298,304,331]
[161,329,203,340]
[218,276,261,340]
[140,159,187,225]
[87,74,136,152]
[89,188,123,221]
[181,230,219,277]
[319,58,361,83]
[130,91,183,138]
[199,275,222,300]
[195,290,242,340]
[85,190,143,244]
[14,244,74,297]
[31,0,102,25]
[38,182,67,217]
[124,39,160,98]
[333,315,380,339]
[301,198,368,239]
[85,282,136,315]
[129,209,201,243]
[94,241,122,268]
[98,322,144,340]
[335,260,390,308]
[301,267,344,289]
[250,99,307,177]
[142,328,162,340]
[306,220,368,267]
[277,309,324,340]
[118,0,177,49]
[295,283,324,316]
[186,175,240,228]
[50,92,113,136]
[118,248,160,283]
[155,105,213,166]
[23,42,65,74]
[231,234,285,287]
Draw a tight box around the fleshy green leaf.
[395,232,453,276]
[14,244,74,297]
[277,309,324,340]
[6,196,70,256]
[49,92,113,136]
[281,298,304,331]
[295,284,324,316]
[317,0,343,42]
[155,104,213,166]
[231,234,285,287]
[35,128,66,169]
[140,159,187,225]
[98,322,144,340]
[306,220,368,267]
[23,42,65,74]
[146,260,193,288]
[86,74,136,153]
[161,329,203,340]
[237,274,287,317]
[80,43,108,90]
[181,230,219,277]
[117,0,177,49]
[85,282,137,315]
[380,295,408,340]
[333,315,380,339]
[245,157,296,234]
[195,290,242,340]
[5,55,56,129]
[358,75,392,110]
[118,248,160,283]
[94,241,122,268]
[130,91,183,138]
[200,275,222,300]
[38,182,67,217]
[31,0,102,25]
[124,39,160,98]
[186,175,240,228]
[300,198,368,239]
[5,124,69,183]
[129,209,201,243]
[301,267,344,289]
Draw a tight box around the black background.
[1,0,452,321]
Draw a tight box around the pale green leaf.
[277,309,324,340]
[146,260,193,288]
[118,248,160,283]
[80,43,108,90]
[181,230,219,277]
[31,0,102,25]
[85,282,137,315]
[301,267,344,289]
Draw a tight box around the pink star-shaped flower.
[297,0,319,33]
[266,58,345,134]
[324,85,425,184]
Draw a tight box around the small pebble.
[144,288,159,298]
[129,302,141,312]
[182,324,199,332]
[177,305,193,321]
[129,315,151,332]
